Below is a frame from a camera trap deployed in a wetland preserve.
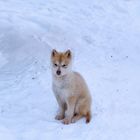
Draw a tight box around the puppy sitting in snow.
[51,49,92,124]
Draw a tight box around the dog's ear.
[52,49,57,57]
[65,50,71,58]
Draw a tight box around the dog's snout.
[56,70,61,75]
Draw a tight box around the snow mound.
[0,0,140,140]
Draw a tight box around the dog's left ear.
[65,49,71,58]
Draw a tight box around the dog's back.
[72,72,92,123]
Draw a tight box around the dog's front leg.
[55,95,65,120]
[62,96,76,124]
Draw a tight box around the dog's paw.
[62,118,71,125]
[55,114,64,120]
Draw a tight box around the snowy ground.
[0,0,140,139]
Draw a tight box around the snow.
[0,0,140,139]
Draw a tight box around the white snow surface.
[0,0,140,139]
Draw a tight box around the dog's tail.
[85,111,91,123]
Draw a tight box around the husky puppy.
[51,49,92,124]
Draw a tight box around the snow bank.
[0,0,140,140]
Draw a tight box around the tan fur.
[51,49,92,124]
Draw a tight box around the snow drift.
[0,0,140,139]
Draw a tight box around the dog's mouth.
[55,73,67,78]
[55,72,62,77]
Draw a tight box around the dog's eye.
[62,64,67,68]
[54,64,58,67]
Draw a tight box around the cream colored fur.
[51,49,92,124]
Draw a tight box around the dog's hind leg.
[71,114,83,123]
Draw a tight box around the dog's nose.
[56,70,61,75]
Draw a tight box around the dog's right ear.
[52,49,57,57]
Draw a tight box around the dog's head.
[51,49,72,77]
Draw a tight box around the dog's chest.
[53,80,71,102]
[56,88,69,102]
